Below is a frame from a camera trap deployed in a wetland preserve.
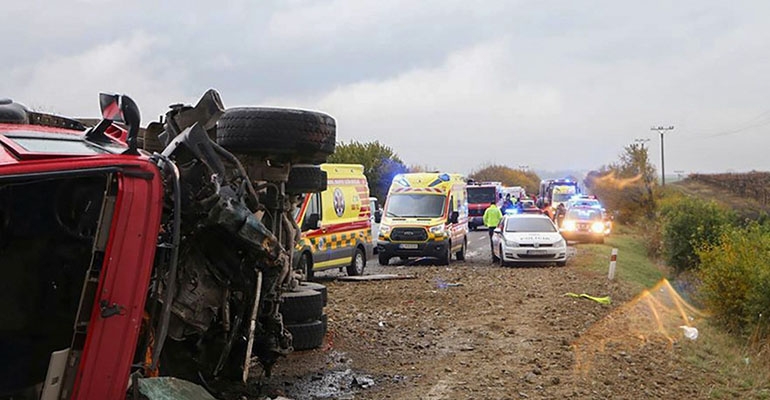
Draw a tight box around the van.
[377,172,468,265]
[294,164,374,279]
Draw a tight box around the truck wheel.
[286,318,326,351]
[298,282,327,306]
[286,165,327,194]
[347,247,366,276]
[280,289,323,324]
[216,107,336,163]
[378,253,390,266]
[455,237,467,261]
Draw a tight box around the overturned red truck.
[0,91,336,399]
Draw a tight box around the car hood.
[503,232,563,244]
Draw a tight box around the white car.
[491,214,568,267]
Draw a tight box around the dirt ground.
[258,244,712,399]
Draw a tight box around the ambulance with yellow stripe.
[377,172,469,265]
[294,164,374,279]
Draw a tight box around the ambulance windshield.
[385,194,445,218]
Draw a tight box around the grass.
[572,226,665,291]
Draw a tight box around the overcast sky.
[2,0,769,176]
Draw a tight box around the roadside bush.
[659,196,734,273]
[698,224,770,336]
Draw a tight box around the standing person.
[482,201,503,253]
[501,194,513,214]
[554,203,566,228]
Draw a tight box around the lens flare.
[571,279,706,374]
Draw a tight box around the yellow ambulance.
[377,172,468,265]
[294,164,374,279]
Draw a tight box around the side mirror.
[374,209,382,223]
[449,211,459,224]
[303,213,321,231]
[494,227,502,234]
[98,93,141,155]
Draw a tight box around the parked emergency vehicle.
[377,172,468,265]
[467,181,503,230]
[538,178,580,218]
[294,164,374,279]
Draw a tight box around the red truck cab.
[0,102,164,399]
[466,181,503,230]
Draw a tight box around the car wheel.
[438,243,451,266]
[455,237,467,261]
[498,245,507,267]
[216,107,336,163]
[297,252,314,281]
[378,253,390,266]
[347,247,365,276]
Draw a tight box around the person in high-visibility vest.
[482,201,503,252]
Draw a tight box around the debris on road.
[564,292,612,305]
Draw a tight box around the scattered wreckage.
[0,90,335,399]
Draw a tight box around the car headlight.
[502,237,518,247]
[429,224,446,236]
[555,238,566,248]
[379,224,392,236]
[591,222,605,233]
[562,220,576,231]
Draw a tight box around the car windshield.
[467,187,496,204]
[385,193,445,218]
[553,192,575,202]
[566,208,603,221]
[505,217,556,233]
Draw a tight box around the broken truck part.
[0,90,335,399]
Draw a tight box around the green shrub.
[697,224,770,335]
[659,196,733,273]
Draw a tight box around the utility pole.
[651,126,674,186]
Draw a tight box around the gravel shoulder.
[261,245,711,399]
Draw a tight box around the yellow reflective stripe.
[314,258,349,268]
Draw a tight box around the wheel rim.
[355,251,365,274]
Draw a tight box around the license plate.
[527,249,547,255]
[399,243,419,249]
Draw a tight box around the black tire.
[437,243,451,266]
[280,289,323,324]
[378,253,390,266]
[286,165,327,194]
[216,107,336,163]
[347,247,366,276]
[456,237,467,261]
[298,282,327,306]
[297,252,314,281]
[286,319,325,351]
